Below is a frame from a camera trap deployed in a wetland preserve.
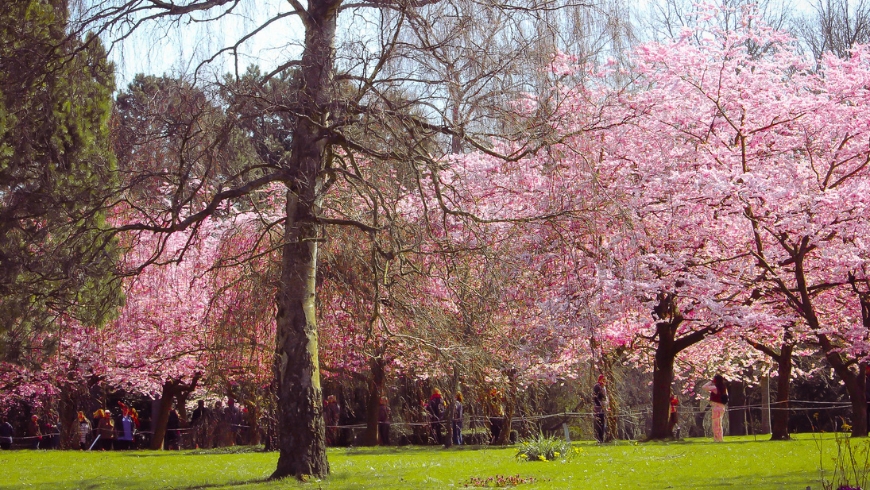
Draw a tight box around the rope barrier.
[1,398,858,443]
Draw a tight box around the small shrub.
[515,433,573,462]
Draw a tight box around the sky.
[94,0,822,89]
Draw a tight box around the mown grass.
[0,433,842,489]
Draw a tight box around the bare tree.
[642,0,792,44]
[75,0,633,479]
[794,0,870,60]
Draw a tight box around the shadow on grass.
[0,477,273,490]
[176,477,272,489]
[114,446,272,457]
[338,443,510,456]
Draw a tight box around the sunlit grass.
[0,433,838,489]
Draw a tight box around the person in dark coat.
[427,389,446,445]
[323,395,341,446]
[190,400,209,449]
[593,375,608,443]
[0,416,14,450]
[165,408,180,450]
[225,398,242,446]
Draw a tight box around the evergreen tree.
[0,0,122,363]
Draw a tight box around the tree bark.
[149,376,200,450]
[150,382,176,450]
[818,333,867,436]
[649,330,677,440]
[269,0,339,480]
[271,192,328,478]
[362,358,385,446]
[648,293,715,440]
[494,371,517,445]
[771,345,793,440]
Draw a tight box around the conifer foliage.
[0,0,122,362]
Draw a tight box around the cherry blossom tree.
[587,6,870,437]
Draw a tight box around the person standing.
[225,398,242,446]
[76,411,92,450]
[27,415,42,449]
[117,408,135,450]
[210,400,224,448]
[323,395,340,446]
[377,396,391,446]
[427,389,446,445]
[592,375,608,443]
[44,411,60,449]
[96,409,115,450]
[452,392,464,446]
[165,408,180,450]
[668,394,680,439]
[190,400,209,449]
[702,375,729,442]
[486,388,505,445]
[0,416,13,450]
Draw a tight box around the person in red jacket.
[668,393,680,439]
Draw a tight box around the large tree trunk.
[150,383,176,450]
[494,371,517,446]
[149,376,200,450]
[649,333,677,440]
[817,333,867,437]
[362,358,385,446]
[647,293,714,440]
[745,336,793,440]
[247,405,261,446]
[788,244,868,436]
[271,193,328,478]
[269,0,338,480]
[771,344,792,440]
[494,399,514,445]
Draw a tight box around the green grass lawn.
[0,434,847,489]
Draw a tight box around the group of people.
[81,405,140,450]
[0,413,62,450]
[592,373,729,443]
[0,396,250,451]
[325,389,466,447]
[424,388,464,446]
[187,398,245,449]
[3,380,732,449]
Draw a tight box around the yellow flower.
[554,452,560,458]
[519,453,528,459]
[538,455,547,461]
